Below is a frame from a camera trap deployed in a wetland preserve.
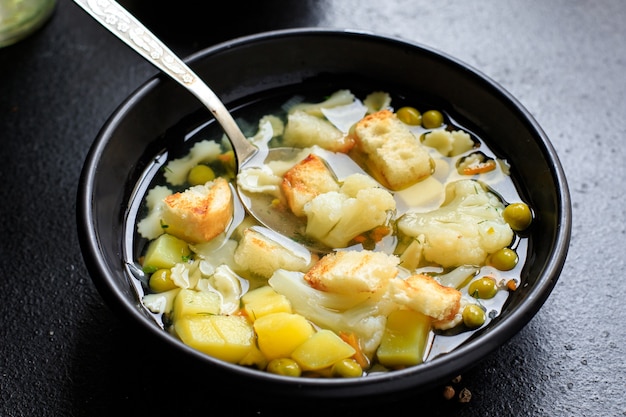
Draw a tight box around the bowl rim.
[76,27,572,398]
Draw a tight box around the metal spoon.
[73,0,362,253]
[72,0,257,163]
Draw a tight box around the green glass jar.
[0,0,56,47]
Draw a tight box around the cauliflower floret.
[136,185,173,240]
[268,269,398,357]
[397,179,514,268]
[288,89,356,117]
[422,129,475,157]
[196,264,243,315]
[362,91,392,114]
[163,140,222,186]
[170,261,201,289]
[165,257,245,315]
[142,288,180,314]
[248,115,284,147]
[237,165,283,197]
[339,172,380,196]
[286,89,387,136]
[283,110,355,153]
[282,90,377,153]
[321,99,368,133]
[233,115,286,195]
[303,173,396,248]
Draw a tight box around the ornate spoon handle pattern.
[73,0,256,162]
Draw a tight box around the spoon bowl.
[237,146,379,253]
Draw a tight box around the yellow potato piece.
[238,343,269,370]
[291,329,356,371]
[241,286,292,321]
[173,288,221,319]
[253,312,314,360]
[174,315,254,364]
[142,233,191,271]
[376,309,431,368]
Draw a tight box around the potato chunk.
[291,329,356,371]
[241,285,292,321]
[142,233,191,271]
[376,309,431,368]
[174,315,254,363]
[253,312,315,360]
[173,288,221,319]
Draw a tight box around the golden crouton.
[161,177,233,243]
[352,109,433,190]
[234,228,317,278]
[304,250,400,294]
[388,274,461,322]
[281,153,340,217]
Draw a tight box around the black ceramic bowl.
[77,28,571,400]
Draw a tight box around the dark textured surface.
[0,1,624,416]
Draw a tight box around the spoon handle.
[72,0,257,163]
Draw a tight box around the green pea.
[462,304,486,329]
[503,202,532,231]
[266,358,302,377]
[468,277,498,299]
[149,268,177,292]
[422,110,444,129]
[331,358,363,378]
[396,106,422,126]
[488,248,519,271]
[187,164,215,186]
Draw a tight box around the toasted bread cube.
[388,274,462,322]
[283,110,355,153]
[281,153,339,217]
[304,250,399,294]
[234,228,316,278]
[352,109,433,190]
[161,177,233,243]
